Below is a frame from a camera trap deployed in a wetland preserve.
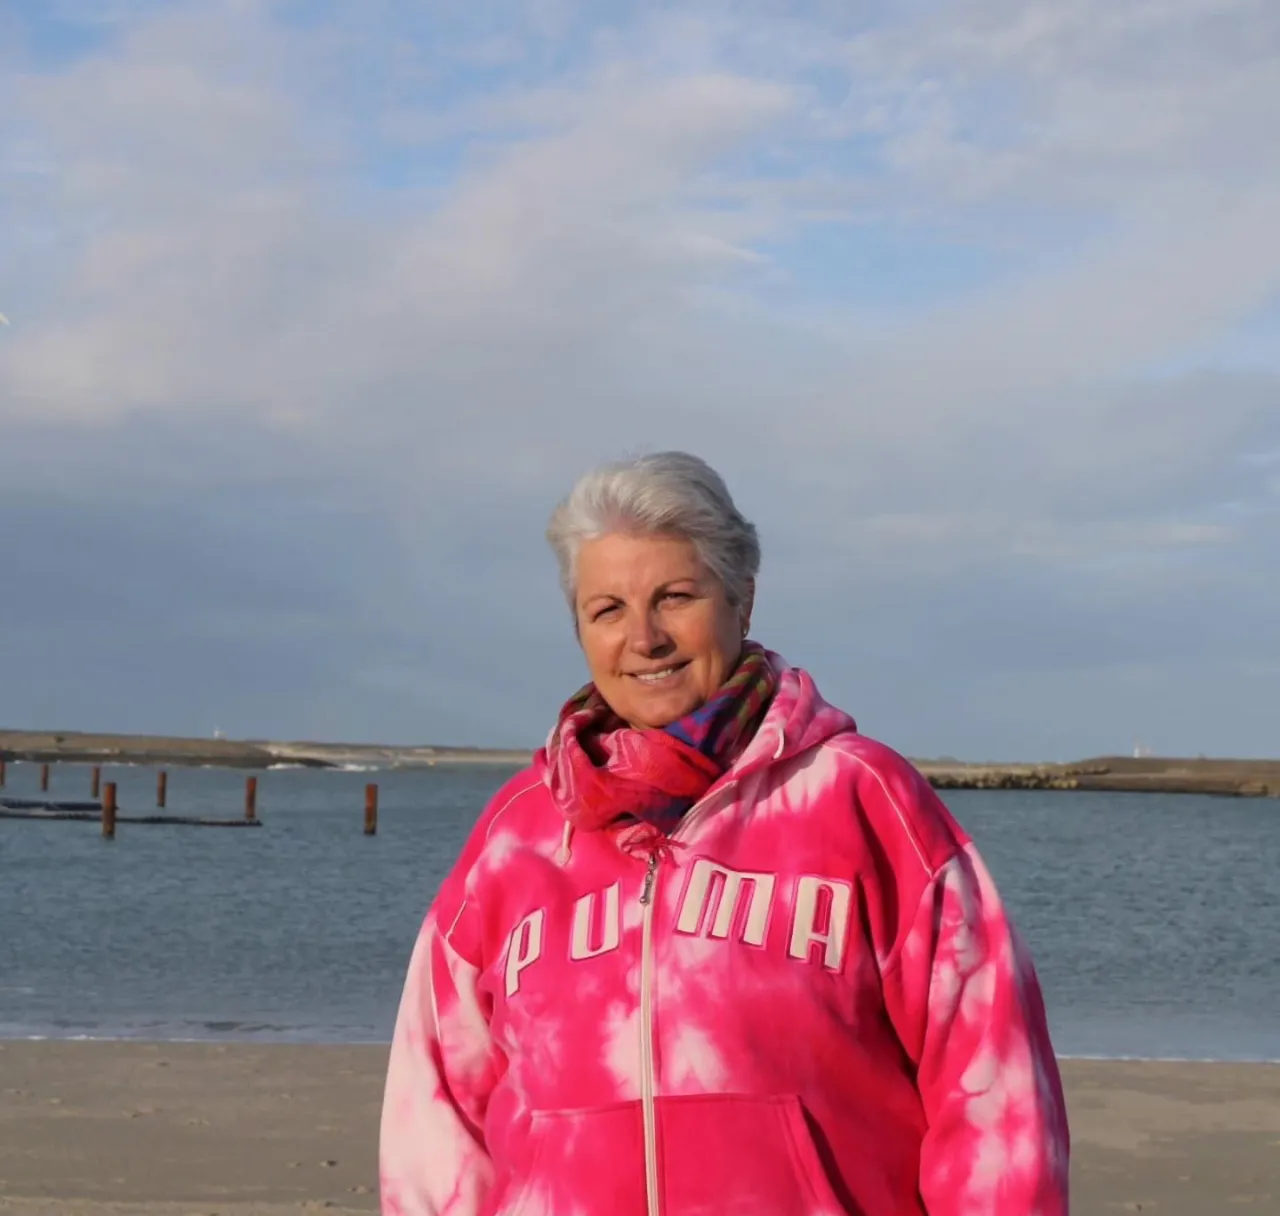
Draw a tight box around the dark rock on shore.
[915,755,1280,797]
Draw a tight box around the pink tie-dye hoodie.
[380,653,1070,1216]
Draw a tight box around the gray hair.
[546,451,760,611]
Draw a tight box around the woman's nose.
[626,610,671,654]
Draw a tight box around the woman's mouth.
[629,663,688,685]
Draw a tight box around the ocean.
[2,761,1277,1060]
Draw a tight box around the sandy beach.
[0,1044,1276,1214]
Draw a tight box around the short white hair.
[546,451,760,611]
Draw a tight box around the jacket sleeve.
[879,842,1070,1215]
[379,900,502,1216]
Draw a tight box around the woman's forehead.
[576,533,706,594]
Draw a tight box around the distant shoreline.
[1,728,1277,796]
[0,729,531,771]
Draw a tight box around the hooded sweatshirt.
[380,654,1070,1216]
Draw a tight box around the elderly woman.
[380,452,1069,1216]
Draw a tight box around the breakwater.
[916,756,1280,797]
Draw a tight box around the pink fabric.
[380,652,1070,1216]
[544,640,776,840]
[544,700,722,835]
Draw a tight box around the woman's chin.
[621,687,702,730]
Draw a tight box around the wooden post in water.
[40,763,50,792]
[245,776,258,822]
[91,765,101,798]
[364,783,378,836]
[0,757,5,787]
[156,770,168,808]
[102,783,117,840]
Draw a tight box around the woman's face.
[574,532,752,729]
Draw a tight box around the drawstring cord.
[619,825,686,864]
[553,821,574,866]
[553,819,688,867]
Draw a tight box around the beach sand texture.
[0,1043,1276,1214]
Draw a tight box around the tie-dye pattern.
[380,652,1070,1216]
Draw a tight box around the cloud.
[0,0,1277,757]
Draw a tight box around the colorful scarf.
[545,642,777,842]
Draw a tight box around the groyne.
[915,756,1280,798]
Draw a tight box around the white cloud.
[837,0,1280,202]
[1,9,799,430]
[0,0,1277,753]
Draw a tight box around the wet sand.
[0,1043,1276,1214]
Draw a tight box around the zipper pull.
[639,852,660,905]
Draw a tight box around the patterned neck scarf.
[545,642,777,842]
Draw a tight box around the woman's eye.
[593,604,620,621]
[662,592,690,604]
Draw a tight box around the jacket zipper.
[634,779,737,1216]
[638,849,661,1216]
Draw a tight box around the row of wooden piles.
[0,759,380,837]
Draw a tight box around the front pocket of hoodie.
[498,1101,648,1216]
[656,1093,848,1215]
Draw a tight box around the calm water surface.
[2,762,1277,1060]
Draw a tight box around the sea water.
[1,762,1277,1060]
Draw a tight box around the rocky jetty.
[916,756,1280,797]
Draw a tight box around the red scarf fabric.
[545,644,777,840]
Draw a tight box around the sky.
[1,0,1278,761]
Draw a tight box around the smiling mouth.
[629,662,688,685]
